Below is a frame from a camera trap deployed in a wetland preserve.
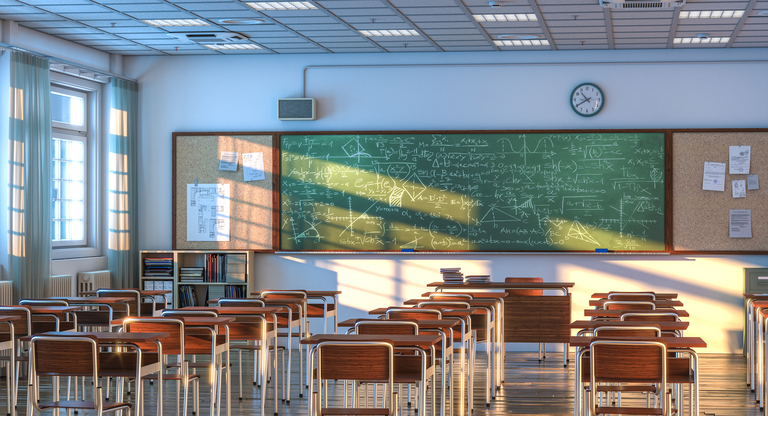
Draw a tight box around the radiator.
[0,280,12,305]
[51,274,73,297]
[77,270,110,295]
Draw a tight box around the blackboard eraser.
[401,248,415,252]
[595,248,609,253]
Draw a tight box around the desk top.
[112,316,235,326]
[404,298,497,307]
[338,318,460,330]
[750,300,768,308]
[21,331,169,343]
[368,307,476,317]
[428,281,574,289]
[569,320,689,331]
[251,290,342,297]
[183,306,282,315]
[421,291,508,299]
[588,299,684,307]
[21,305,82,313]
[590,292,678,300]
[301,333,441,348]
[569,336,706,348]
[584,309,689,318]
[79,290,172,296]
[744,294,768,299]
[48,296,134,304]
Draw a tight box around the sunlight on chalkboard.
[547,217,666,251]
[281,150,478,224]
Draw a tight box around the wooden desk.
[569,320,689,332]
[570,335,706,416]
[588,299,684,308]
[584,309,689,319]
[302,333,441,416]
[591,292,678,300]
[49,296,135,323]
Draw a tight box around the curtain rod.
[0,43,137,84]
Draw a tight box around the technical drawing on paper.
[187,183,230,242]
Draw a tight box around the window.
[52,86,86,246]
[50,75,101,259]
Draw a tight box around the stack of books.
[440,268,464,284]
[179,285,197,307]
[465,275,491,284]
[205,253,227,283]
[144,256,173,277]
[179,267,204,282]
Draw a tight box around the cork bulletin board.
[172,133,276,250]
[673,132,768,252]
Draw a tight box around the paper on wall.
[729,209,752,238]
[703,162,726,191]
[748,175,759,190]
[729,145,750,174]
[732,180,746,198]
[186,183,230,241]
[243,152,266,181]
[218,151,238,171]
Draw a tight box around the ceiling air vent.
[599,0,685,9]
[167,32,250,44]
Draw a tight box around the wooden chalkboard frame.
[172,128,768,254]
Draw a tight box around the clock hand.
[576,98,590,107]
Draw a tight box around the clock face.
[571,83,604,117]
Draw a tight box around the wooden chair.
[505,277,551,361]
[354,320,433,415]
[122,317,202,416]
[18,300,77,333]
[28,335,132,416]
[309,340,398,416]
[587,339,670,416]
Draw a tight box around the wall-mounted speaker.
[278,98,316,121]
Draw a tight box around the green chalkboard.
[280,132,666,251]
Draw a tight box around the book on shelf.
[224,285,247,299]
[178,285,197,307]
[143,256,173,277]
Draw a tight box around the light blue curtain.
[107,78,139,289]
[9,52,52,302]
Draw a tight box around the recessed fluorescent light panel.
[474,14,537,22]
[494,40,549,46]
[246,2,315,10]
[673,37,730,44]
[678,10,744,19]
[205,44,262,49]
[360,30,419,37]
[143,19,209,26]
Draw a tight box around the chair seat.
[320,407,391,416]
[38,400,132,411]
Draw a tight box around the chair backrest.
[589,339,667,417]
[31,335,99,377]
[593,326,661,338]
[259,291,307,301]
[161,310,218,318]
[217,298,265,307]
[18,300,72,329]
[315,340,395,415]
[607,292,656,301]
[386,308,441,320]
[621,312,680,322]
[123,317,185,355]
[416,301,470,309]
[97,289,140,317]
[19,299,68,306]
[428,293,473,301]
[603,300,656,311]
[355,319,418,335]
[0,306,32,337]
[504,277,543,296]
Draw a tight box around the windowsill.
[52,246,101,260]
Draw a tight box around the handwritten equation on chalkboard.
[280,133,666,251]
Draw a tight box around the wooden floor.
[0,351,761,416]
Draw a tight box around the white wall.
[125,48,768,353]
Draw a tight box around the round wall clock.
[570,83,604,117]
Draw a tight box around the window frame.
[50,73,102,260]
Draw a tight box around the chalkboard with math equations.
[280,132,666,252]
